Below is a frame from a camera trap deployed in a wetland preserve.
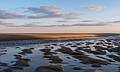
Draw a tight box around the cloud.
[0,20,107,27]
[87,5,105,12]
[109,20,120,23]
[80,20,94,22]
[0,5,79,19]
[26,5,80,19]
[17,23,41,27]
[0,9,25,19]
[63,12,80,19]
[0,5,110,27]
[39,23,107,27]
[69,23,107,26]
[0,21,15,27]
[0,21,39,27]
[26,5,64,16]
[56,20,70,23]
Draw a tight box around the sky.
[0,0,120,27]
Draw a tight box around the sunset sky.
[0,0,120,33]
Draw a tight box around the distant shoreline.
[0,33,119,41]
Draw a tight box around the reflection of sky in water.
[15,45,50,72]
[0,39,120,72]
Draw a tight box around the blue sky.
[0,0,120,27]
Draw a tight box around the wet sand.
[0,36,120,72]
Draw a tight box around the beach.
[0,34,120,72]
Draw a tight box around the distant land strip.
[0,33,119,41]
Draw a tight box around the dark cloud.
[109,20,120,23]
[19,23,42,27]
[27,15,60,19]
[26,6,64,16]
[26,5,80,19]
[71,23,107,26]
[56,20,70,23]
[0,9,25,19]
[36,23,107,27]
[36,24,105,27]
[80,20,94,22]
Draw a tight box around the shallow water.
[0,38,120,72]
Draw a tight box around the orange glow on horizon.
[31,34,97,39]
